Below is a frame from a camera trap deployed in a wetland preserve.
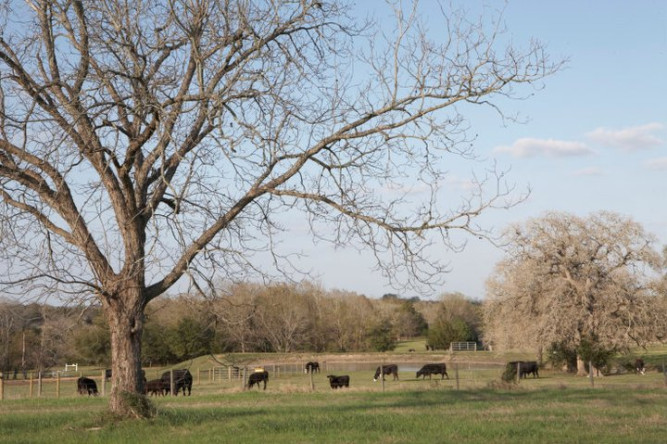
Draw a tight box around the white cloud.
[645,157,667,170]
[493,138,594,158]
[571,167,604,176]
[586,123,664,151]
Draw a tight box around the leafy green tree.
[367,319,397,352]
[168,317,216,361]
[73,314,111,366]
[428,317,475,350]
[394,301,428,339]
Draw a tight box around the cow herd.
[91,357,663,395]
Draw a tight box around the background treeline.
[0,283,482,372]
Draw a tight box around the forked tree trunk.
[104,287,149,417]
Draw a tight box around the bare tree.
[483,211,664,374]
[0,0,560,416]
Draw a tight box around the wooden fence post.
[101,370,106,396]
[309,368,315,391]
[455,363,460,390]
[56,373,60,398]
[169,370,175,396]
[29,373,34,398]
[37,371,42,398]
[589,361,594,388]
[0,374,4,401]
[241,367,247,390]
[516,362,521,384]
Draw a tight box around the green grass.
[1,385,666,443]
[2,346,665,443]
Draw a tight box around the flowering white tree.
[484,211,664,374]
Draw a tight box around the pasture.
[1,363,666,443]
[1,346,666,443]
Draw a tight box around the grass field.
[1,383,666,443]
[1,365,666,443]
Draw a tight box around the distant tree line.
[0,287,481,373]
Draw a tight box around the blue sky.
[295,1,667,300]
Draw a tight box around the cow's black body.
[77,377,98,396]
[327,374,349,389]
[247,370,269,390]
[635,359,646,375]
[508,361,539,379]
[416,363,449,380]
[373,364,399,381]
[145,378,168,396]
[161,369,193,396]
[304,361,320,374]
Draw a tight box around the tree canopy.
[483,211,665,374]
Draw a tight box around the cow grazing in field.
[144,379,168,396]
[635,359,646,375]
[304,361,320,374]
[327,375,349,389]
[507,361,539,379]
[518,361,539,378]
[247,370,269,390]
[77,377,98,396]
[161,369,193,396]
[373,364,399,382]
[416,363,449,380]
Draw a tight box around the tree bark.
[104,288,149,417]
[576,355,588,376]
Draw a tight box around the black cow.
[247,370,269,390]
[635,358,646,375]
[144,378,168,396]
[416,363,449,380]
[77,377,98,396]
[327,374,350,389]
[373,364,399,382]
[508,361,539,379]
[161,369,193,396]
[304,361,320,374]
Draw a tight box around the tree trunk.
[576,354,588,376]
[104,288,152,418]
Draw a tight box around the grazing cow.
[161,369,193,396]
[327,375,350,389]
[373,364,399,382]
[247,370,269,390]
[304,361,320,374]
[416,363,449,380]
[144,379,168,396]
[77,377,98,396]
[519,361,539,378]
[635,359,646,375]
[105,369,112,381]
[507,361,539,379]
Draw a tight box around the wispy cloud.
[493,138,593,158]
[645,157,667,170]
[571,167,604,176]
[586,123,664,151]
